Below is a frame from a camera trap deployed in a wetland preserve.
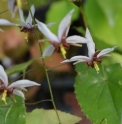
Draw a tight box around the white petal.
[13,89,25,99]
[61,56,90,63]
[20,20,31,29]
[18,7,25,23]
[8,0,15,13]
[46,22,56,27]
[0,19,19,26]
[8,0,17,18]
[66,35,88,44]
[12,6,18,18]
[73,60,86,65]
[8,80,40,89]
[65,26,70,37]
[70,56,91,61]
[0,65,8,87]
[85,28,93,41]
[61,59,74,63]
[36,19,59,42]
[58,9,74,41]
[42,45,55,57]
[26,5,35,25]
[97,46,118,58]
[85,28,95,59]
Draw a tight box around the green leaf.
[0,96,26,124]
[75,63,122,124]
[84,0,122,49]
[26,109,81,124]
[6,57,40,76]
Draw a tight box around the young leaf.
[26,109,81,124]
[75,63,122,124]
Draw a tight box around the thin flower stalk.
[26,0,62,123]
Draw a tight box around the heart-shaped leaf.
[75,63,122,124]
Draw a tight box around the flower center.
[2,90,7,105]
[60,44,66,59]
[93,61,99,73]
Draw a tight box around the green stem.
[25,99,52,105]
[26,1,61,123]
[79,6,87,28]
[22,70,26,79]
[47,63,67,71]
[39,43,62,124]
[0,9,8,14]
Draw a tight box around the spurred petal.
[97,46,117,58]
[66,35,88,44]
[13,89,25,99]
[58,9,74,41]
[85,28,95,59]
[18,7,25,23]
[0,65,8,87]
[26,5,35,25]
[0,19,19,26]
[36,19,59,42]
[42,45,55,57]
[8,80,40,89]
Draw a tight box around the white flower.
[0,65,40,104]
[62,28,117,73]
[36,9,88,58]
[8,0,18,18]
[0,5,35,33]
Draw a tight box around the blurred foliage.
[84,0,122,50]
[75,63,122,124]
[26,109,81,124]
[6,56,40,76]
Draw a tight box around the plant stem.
[39,42,62,124]
[79,6,87,28]
[26,1,61,123]
[0,9,8,14]
[22,70,26,79]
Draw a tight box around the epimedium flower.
[61,28,117,73]
[0,65,40,104]
[36,9,88,59]
[0,5,35,40]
